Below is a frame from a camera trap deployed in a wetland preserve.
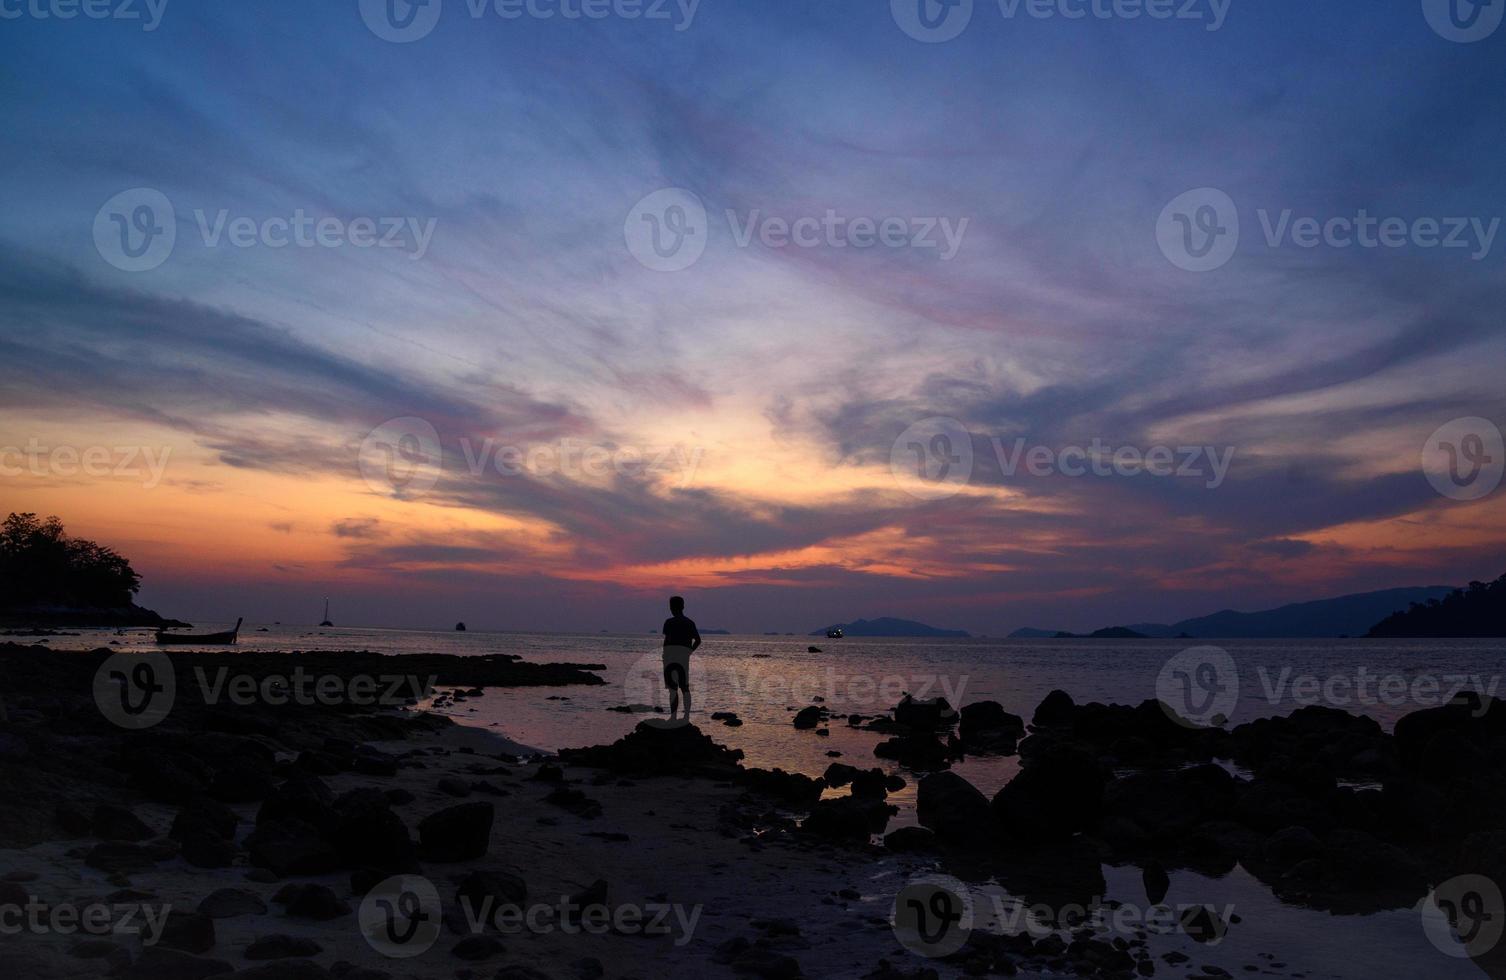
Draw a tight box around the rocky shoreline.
[0,604,191,629]
[0,643,1496,978]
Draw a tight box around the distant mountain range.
[812,617,971,638]
[1009,585,1458,639]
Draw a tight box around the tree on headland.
[1366,573,1506,637]
[0,513,141,611]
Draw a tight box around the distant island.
[811,617,970,638]
[0,512,185,628]
[1010,584,1460,639]
[1047,626,1154,639]
[1367,573,1506,637]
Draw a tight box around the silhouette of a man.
[662,595,701,719]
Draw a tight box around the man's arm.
[689,621,702,652]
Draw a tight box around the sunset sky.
[2,1,1504,633]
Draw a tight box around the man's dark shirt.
[663,615,701,650]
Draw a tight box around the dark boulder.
[557,722,744,776]
[171,797,239,843]
[873,733,954,771]
[418,802,494,862]
[272,883,350,921]
[1101,765,1235,843]
[883,826,938,852]
[91,805,153,842]
[893,694,955,731]
[197,888,268,919]
[1032,690,1077,728]
[332,788,415,872]
[245,935,322,960]
[180,831,237,869]
[158,910,216,954]
[243,818,341,877]
[737,767,825,807]
[959,701,1024,750]
[793,706,823,730]
[113,948,233,980]
[802,796,895,840]
[916,771,994,845]
[992,744,1104,841]
[255,775,336,832]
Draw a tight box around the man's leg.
[681,681,691,716]
[665,661,684,717]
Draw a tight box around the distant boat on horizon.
[319,597,333,627]
[826,627,844,639]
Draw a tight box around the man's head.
[669,595,685,615]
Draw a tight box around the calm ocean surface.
[36,626,1506,977]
